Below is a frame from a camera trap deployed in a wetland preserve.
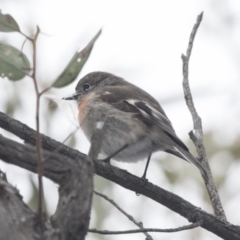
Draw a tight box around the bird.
[63,71,207,180]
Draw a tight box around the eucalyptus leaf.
[53,29,101,88]
[0,42,31,81]
[0,10,20,32]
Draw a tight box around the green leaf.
[52,29,101,88]
[0,42,31,81]
[0,10,20,32]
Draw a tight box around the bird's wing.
[98,85,188,152]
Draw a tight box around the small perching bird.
[63,72,207,180]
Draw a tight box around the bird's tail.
[168,146,208,181]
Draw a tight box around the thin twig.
[20,37,29,53]
[181,12,226,221]
[42,127,79,163]
[20,32,32,40]
[52,126,79,153]
[88,221,202,235]
[39,86,52,97]
[94,190,153,240]
[17,25,56,233]
[30,26,45,231]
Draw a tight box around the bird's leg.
[102,144,129,164]
[141,152,152,179]
[135,152,152,195]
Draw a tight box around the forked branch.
[181,12,226,221]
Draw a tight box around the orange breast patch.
[78,95,88,125]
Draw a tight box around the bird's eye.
[83,84,90,92]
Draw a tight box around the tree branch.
[181,12,226,221]
[94,190,153,239]
[0,115,93,240]
[28,26,45,230]
[0,171,41,240]
[88,221,201,235]
[0,112,239,240]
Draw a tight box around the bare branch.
[0,112,239,239]
[0,170,41,240]
[94,190,153,239]
[0,131,93,239]
[44,126,79,161]
[0,167,92,240]
[181,12,226,221]
[88,221,202,235]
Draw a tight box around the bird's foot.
[102,157,111,164]
[140,176,149,187]
[135,176,149,196]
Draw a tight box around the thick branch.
[0,115,93,240]
[0,112,239,240]
[0,136,93,240]
[0,172,41,240]
[181,12,226,221]
[0,111,83,160]
[0,171,65,240]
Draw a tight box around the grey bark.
[0,112,94,240]
[181,12,226,221]
[0,112,240,240]
[0,172,40,240]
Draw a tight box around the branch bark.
[88,221,201,235]
[181,12,226,221]
[0,114,94,240]
[0,112,239,240]
[0,172,41,240]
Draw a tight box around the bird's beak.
[62,93,80,100]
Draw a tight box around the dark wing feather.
[97,85,188,151]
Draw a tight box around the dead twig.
[88,221,202,235]
[181,12,226,221]
[94,190,153,239]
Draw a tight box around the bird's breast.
[78,92,95,126]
